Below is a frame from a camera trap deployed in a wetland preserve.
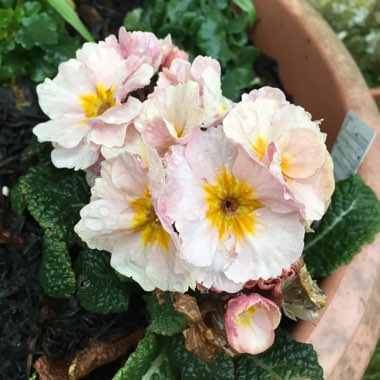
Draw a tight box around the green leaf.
[222,65,256,100]
[304,175,380,277]
[15,162,90,244]
[10,181,26,217]
[113,333,160,379]
[15,12,58,49]
[39,230,76,299]
[20,142,51,162]
[232,0,256,28]
[169,335,235,380]
[45,0,94,42]
[234,330,323,380]
[123,8,143,30]
[145,292,187,336]
[75,248,131,314]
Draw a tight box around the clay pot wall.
[251,1,380,379]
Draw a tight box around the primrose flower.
[225,293,281,355]
[223,87,335,221]
[33,38,154,170]
[74,151,194,292]
[160,127,304,292]
[139,56,231,154]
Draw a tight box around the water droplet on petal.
[173,154,183,165]
[84,217,104,231]
[99,205,110,217]
[196,154,203,162]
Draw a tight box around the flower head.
[160,127,304,292]
[74,151,194,292]
[225,293,281,355]
[223,87,335,220]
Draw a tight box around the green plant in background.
[0,0,81,82]
[124,0,259,101]
[310,0,380,88]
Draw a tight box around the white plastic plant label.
[331,111,376,181]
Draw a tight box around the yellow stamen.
[80,84,116,118]
[235,305,257,327]
[203,169,263,240]
[252,136,268,161]
[129,189,170,249]
[280,152,292,175]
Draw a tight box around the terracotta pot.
[251,1,380,379]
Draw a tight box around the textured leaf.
[145,292,187,336]
[304,175,380,277]
[10,181,26,217]
[16,162,90,244]
[75,248,130,314]
[169,335,234,380]
[39,230,76,299]
[234,330,323,380]
[113,333,160,380]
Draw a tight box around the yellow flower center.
[80,84,116,119]
[252,136,268,161]
[280,152,292,176]
[235,305,257,327]
[203,169,263,240]
[129,189,170,250]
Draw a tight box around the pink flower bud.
[225,293,281,355]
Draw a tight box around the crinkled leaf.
[10,181,26,217]
[75,248,130,314]
[15,162,90,244]
[234,329,323,380]
[20,141,52,162]
[39,230,76,299]
[169,335,234,380]
[304,175,380,277]
[113,333,160,380]
[145,292,187,336]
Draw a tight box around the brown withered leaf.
[173,293,235,363]
[68,329,144,380]
[34,357,68,380]
[34,329,144,380]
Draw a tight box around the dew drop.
[173,154,183,165]
[84,217,104,231]
[99,205,110,217]
[196,154,203,162]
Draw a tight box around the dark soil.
[0,2,146,379]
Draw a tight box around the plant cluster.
[10,18,380,380]
[0,0,80,82]
[310,0,380,88]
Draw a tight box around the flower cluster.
[34,29,334,357]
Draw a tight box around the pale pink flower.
[157,56,231,119]
[223,87,334,220]
[160,35,189,69]
[74,151,194,292]
[33,40,153,170]
[159,127,304,292]
[139,56,231,154]
[225,293,281,355]
[137,81,206,155]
